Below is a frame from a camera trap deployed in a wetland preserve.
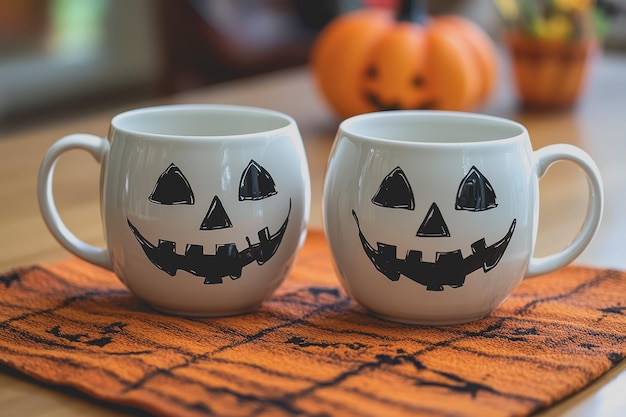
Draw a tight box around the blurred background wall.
[0,0,624,133]
[0,0,161,130]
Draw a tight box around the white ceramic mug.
[323,111,603,325]
[38,104,310,316]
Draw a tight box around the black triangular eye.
[200,196,232,230]
[455,166,497,211]
[149,163,194,205]
[239,160,277,201]
[372,166,415,210]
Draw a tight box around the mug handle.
[37,134,113,270]
[526,144,603,277]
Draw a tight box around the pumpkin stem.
[397,0,428,24]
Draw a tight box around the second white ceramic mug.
[323,111,603,325]
[39,104,311,316]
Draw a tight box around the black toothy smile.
[127,202,290,284]
[352,210,516,291]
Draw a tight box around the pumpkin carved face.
[127,160,290,284]
[352,165,516,291]
[362,25,437,112]
[311,9,498,118]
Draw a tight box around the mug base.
[368,310,489,326]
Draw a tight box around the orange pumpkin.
[311,0,498,119]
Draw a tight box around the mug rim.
[338,110,527,146]
[110,104,297,140]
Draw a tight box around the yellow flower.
[493,0,520,21]
[533,14,574,40]
[553,0,593,12]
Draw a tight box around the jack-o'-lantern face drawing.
[352,166,516,291]
[127,160,290,284]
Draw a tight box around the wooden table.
[1,52,625,416]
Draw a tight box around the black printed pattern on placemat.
[0,259,625,417]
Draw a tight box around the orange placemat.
[0,230,625,417]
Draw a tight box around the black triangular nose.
[417,202,450,237]
[200,196,233,230]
